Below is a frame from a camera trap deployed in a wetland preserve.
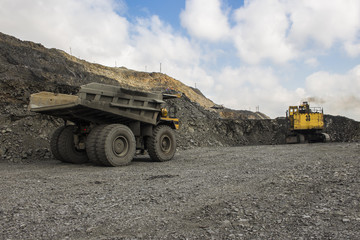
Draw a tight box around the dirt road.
[1,143,359,239]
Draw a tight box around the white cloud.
[287,0,360,49]
[180,0,230,42]
[127,16,200,70]
[304,57,319,67]
[122,16,215,90]
[232,0,297,64]
[212,66,301,117]
[0,0,130,65]
[344,41,360,58]
[305,65,360,120]
[230,0,360,63]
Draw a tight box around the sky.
[1,0,360,120]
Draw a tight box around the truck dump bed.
[29,83,164,125]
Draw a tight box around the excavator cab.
[299,101,310,113]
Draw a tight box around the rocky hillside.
[0,32,211,107]
[1,32,360,162]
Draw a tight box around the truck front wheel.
[147,125,176,162]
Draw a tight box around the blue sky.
[126,1,186,29]
[1,0,360,120]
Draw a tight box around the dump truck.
[285,101,330,143]
[29,83,180,167]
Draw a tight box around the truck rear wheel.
[96,124,136,167]
[50,126,67,162]
[58,125,89,164]
[86,125,105,165]
[147,125,176,162]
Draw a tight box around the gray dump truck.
[29,83,180,167]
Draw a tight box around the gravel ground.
[1,143,359,240]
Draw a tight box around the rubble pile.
[166,96,289,149]
[325,115,360,142]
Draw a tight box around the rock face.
[1,32,360,162]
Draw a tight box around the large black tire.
[147,125,176,162]
[86,125,105,165]
[50,126,67,162]
[58,125,89,164]
[96,124,136,167]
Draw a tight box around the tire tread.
[86,125,105,165]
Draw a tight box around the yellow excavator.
[286,101,330,143]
